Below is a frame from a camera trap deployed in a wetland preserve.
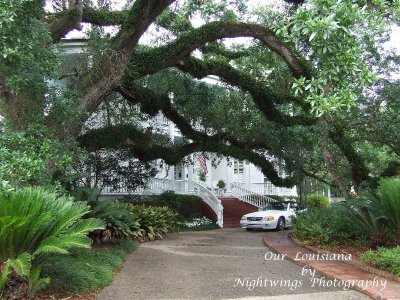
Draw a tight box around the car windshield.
[262,202,288,211]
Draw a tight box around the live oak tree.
[0,0,398,196]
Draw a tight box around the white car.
[240,201,305,231]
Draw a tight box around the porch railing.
[231,182,276,209]
[233,182,297,196]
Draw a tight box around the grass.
[360,246,400,276]
[41,239,137,295]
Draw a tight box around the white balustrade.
[234,182,297,196]
[193,181,224,228]
[231,182,276,209]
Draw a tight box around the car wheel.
[276,217,285,231]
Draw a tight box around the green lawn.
[41,239,137,295]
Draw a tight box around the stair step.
[220,197,258,228]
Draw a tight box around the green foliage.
[0,0,58,92]
[86,199,141,242]
[198,170,207,182]
[360,246,400,276]
[376,178,400,241]
[0,187,104,297]
[126,205,179,240]
[86,199,180,242]
[216,179,226,189]
[306,194,329,208]
[0,126,84,189]
[272,0,393,115]
[293,178,400,248]
[291,205,369,246]
[42,239,137,295]
[342,178,400,247]
[154,191,204,218]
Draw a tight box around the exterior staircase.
[220,197,258,228]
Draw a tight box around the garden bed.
[290,234,400,283]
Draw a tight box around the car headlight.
[241,216,247,220]
[263,216,275,221]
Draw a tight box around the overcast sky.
[65,0,399,53]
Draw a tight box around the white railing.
[101,177,173,195]
[231,182,276,209]
[101,177,223,228]
[193,181,224,228]
[234,182,297,196]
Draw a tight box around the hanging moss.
[82,7,127,25]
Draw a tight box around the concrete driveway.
[96,228,369,300]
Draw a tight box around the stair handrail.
[193,181,224,228]
[231,182,276,208]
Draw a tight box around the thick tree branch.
[320,121,350,198]
[82,7,127,26]
[300,168,336,188]
[329,126,370,186]
[49,8,82,42]
[111,0,176,52]
[132,22,311,79]
[54,0,175,136]
[176,57,314,126]
[78,125,296,187]
[117,82,273,151]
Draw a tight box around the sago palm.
[0,187,104,297]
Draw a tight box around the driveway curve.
[96,228,369,300]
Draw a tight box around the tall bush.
[291,205,369,245]
[126,205,179,240]
[376,178,400,243]
[86,199,141,242]
[0,187,104,298]
[306,194,329,208]
[154,191,203,218]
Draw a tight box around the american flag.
[197,152,208,175]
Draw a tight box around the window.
[233,159,244,182]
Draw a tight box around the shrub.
[154,191,204,218]
[216,180,226,190]
[85,199,141,243]
[341,198,389,248]
[376,178,400,243]
[126,205,179,240]
[0,187,104,298]
[360,246,400,276]
[198,170,206,182]
[291,204,369,246]
[0,126,83,188]
[342,178,400,247]
[306,194,329,208]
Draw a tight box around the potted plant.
[216,179,226,195]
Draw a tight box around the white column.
[226,158,233,196]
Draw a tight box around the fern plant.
[376,178,400,242]
[0,187,104,298]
